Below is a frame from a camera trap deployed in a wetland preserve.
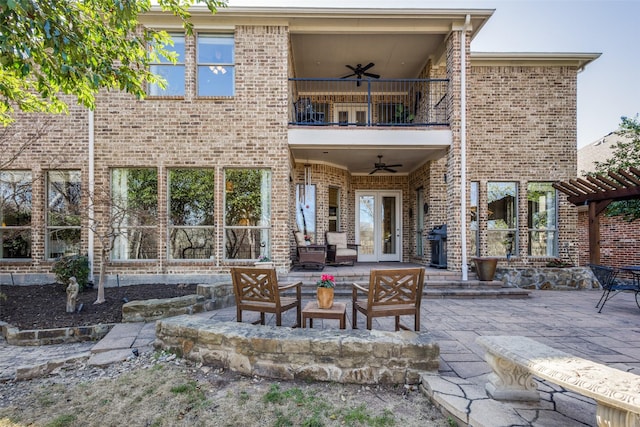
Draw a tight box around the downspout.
[88,109,95,281]
[460,14,471,281]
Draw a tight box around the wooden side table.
[302,301,346,329]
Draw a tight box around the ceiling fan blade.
[346,64,357,72]
[361,62,375,72]
[363,72,380,79]
[369,169,379,175]
[385,164,402,168]
[341,73,357,79]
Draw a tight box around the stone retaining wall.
[1,322,113,346]
[495,267,598,290]
[155,316,440,384]
[121,295,214,323]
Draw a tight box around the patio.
[188,288,640,426]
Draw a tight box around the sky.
[228,0,639,148]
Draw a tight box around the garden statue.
[66,276,79,313]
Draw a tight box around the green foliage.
[591,115,640,221]
[52,254,90,290]
[0,0,226,125]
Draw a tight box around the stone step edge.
[420,373,530,427]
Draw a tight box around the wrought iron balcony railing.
[289,78,449,127]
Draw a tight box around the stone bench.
[476,335,640,427]
[155,316,440,384]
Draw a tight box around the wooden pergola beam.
[555,167,640,266]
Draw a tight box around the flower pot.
[317,287,334,309]
[473,257,499,281]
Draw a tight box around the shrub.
[52,255,90,290]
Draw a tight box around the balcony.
[288,78,449,127]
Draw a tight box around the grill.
[427,224,447,268]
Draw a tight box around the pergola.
[553,167,640,264]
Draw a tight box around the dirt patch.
[0,283,198,330]
[0,351,449,427]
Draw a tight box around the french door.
[356,190,402,262]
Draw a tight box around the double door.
[356,191,401,262]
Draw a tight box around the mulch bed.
[0,283,198,330]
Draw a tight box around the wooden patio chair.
[230,267,302,327]
[352,267,425,331]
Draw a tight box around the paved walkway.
[2,289,639,425]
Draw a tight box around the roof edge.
[471,52,602,70]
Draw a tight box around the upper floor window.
[527,182,558,257]
[148,34,185,96]
[197,34,235,97]
[111,168,158,260]
[47,171,81,259]
[487,181,517,258]
[168,169,215,260]
[0,171,32,259]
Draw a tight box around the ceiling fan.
[370,155,402,174]
[341,63,380,86]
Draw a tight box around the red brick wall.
[577,210,640,267]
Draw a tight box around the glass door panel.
[358,194,375,259]
[356,191,401,262]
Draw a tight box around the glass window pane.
[48,229,81,258]
[224,169,271,227]
[111,169,158,260]
[198,66,235,96]
[487,182,517,229]
[487,182,517,257]
[469,181,479,257]
[0,171,32,226]
[48,171,81,226]
[224,227,268,260]
[223,169,271,260]
[197,35,234,63]
[527,183,556,229]
[112,229,158,260]
[149,65,185,96]
[169,228,214,259]
[529,230,557,257]
[112,168,158,226]
[169,169,215,226]
[527,182,557,256]
[1,229,31,258]
[151,35,185,64]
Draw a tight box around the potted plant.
[316,274,335,309]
